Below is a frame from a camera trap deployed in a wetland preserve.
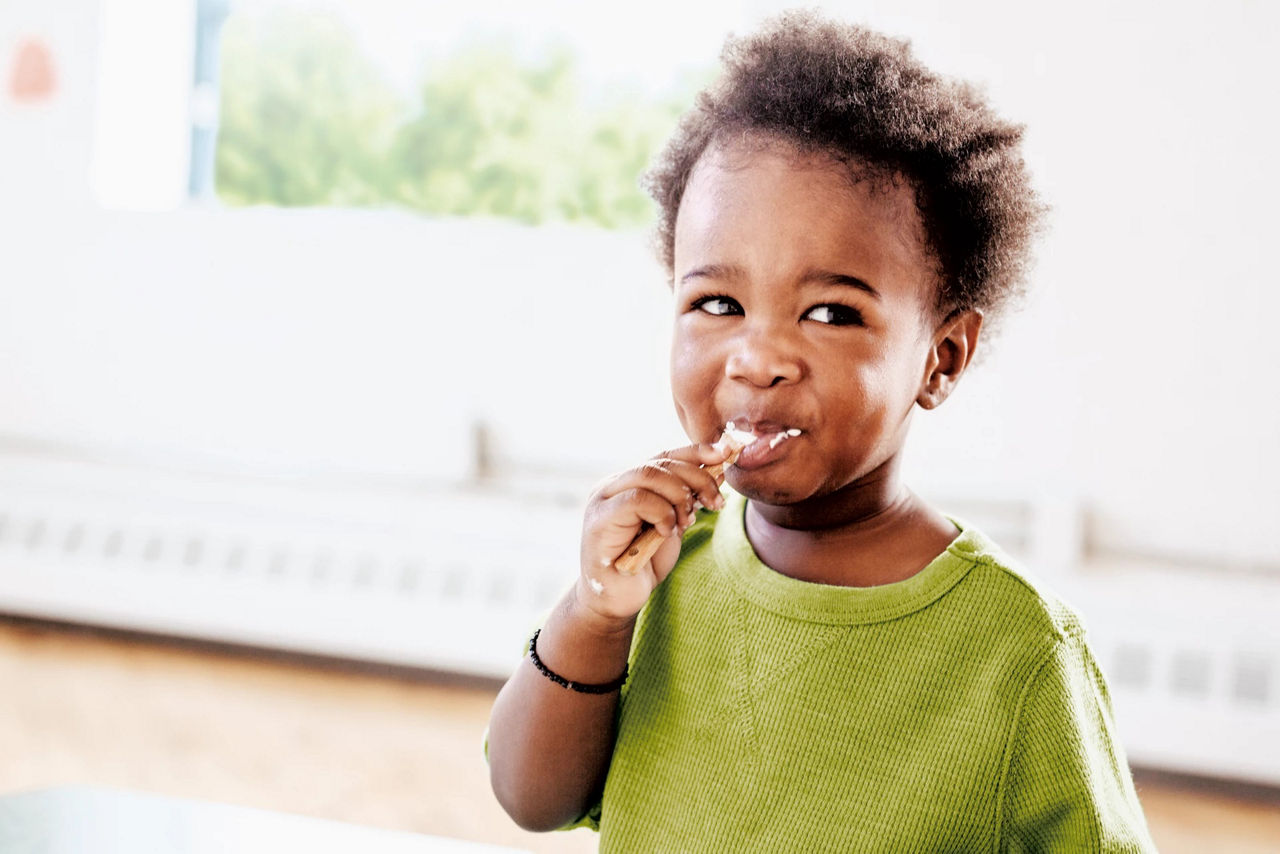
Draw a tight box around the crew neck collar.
[712,490,982,625]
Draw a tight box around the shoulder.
[944,518,1087,649]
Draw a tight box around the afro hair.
[644,11,1045,328]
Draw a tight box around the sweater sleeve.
[999,634,1157,853]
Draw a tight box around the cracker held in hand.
[612,422,797,575]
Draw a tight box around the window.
[94,0,738,217]
[204,0,738,227]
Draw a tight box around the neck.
[742,456,955,587]
[750,455,910,533]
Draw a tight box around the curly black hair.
[644,11,1045,328]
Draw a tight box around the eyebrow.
[679,264,881,301]
[801,269,881,301]
[679,263,742,285]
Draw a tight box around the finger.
[649,531,686,583]
[649,458,725,511]
[653,443,737,503]
[595,461,703,514]
[595,489,685,540]
[652,441,734,467]
[596,456,725,512]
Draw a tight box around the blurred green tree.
[215,10,400,207]
[215,9,690,228]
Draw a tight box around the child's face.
[670,138,943,507]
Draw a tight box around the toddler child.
[487,11,1156,852]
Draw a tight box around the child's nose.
[724,327,804,388]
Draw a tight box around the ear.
[917,309,983,410]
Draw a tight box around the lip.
[732,436,796,470]
[721,417,806,440]
[720,417,805,471]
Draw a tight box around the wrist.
[566,579,638,639]
[528,628,628,694]
[529,586,634,687]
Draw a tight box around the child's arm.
[1000,634,1158,852]
[486,441,728,832]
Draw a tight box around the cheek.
[846,360,922,456]
[847,329,927,406]
[670,330,720,426]
[825,361,904,440]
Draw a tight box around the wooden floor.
[1,618,1276,853]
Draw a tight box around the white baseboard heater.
[0,450,1276,787]
[0,450,581,680]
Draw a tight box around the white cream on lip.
[720,421,759,449]
[719,421,802,455]
[768,428,803,449]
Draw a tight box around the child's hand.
[577,442,730,623]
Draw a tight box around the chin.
[725,472,807,506]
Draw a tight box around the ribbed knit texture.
[577,491,1156,852]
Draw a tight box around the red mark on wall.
[8,38,58,103]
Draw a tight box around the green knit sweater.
[579,491,1156,852]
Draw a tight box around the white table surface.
[0,786,530,854]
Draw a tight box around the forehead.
[673,138,936,300]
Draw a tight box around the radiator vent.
[1169,649,1214,698]
[1081,596,1280,786]
[0,458,585,678]
[1,453,1276,785]
[1232,653,1272,705]
[1102,641,1276,712]
[0,508,569,606]
[1111,642,1153,690]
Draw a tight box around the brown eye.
[691,296,743,316]
[804,304,863,326]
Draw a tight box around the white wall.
[820,0,1280,567]
[2,0,1277,569]
[0,0,101,211]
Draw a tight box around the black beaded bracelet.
[528,629,628,694]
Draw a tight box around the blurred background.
[0,0,1277,851]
